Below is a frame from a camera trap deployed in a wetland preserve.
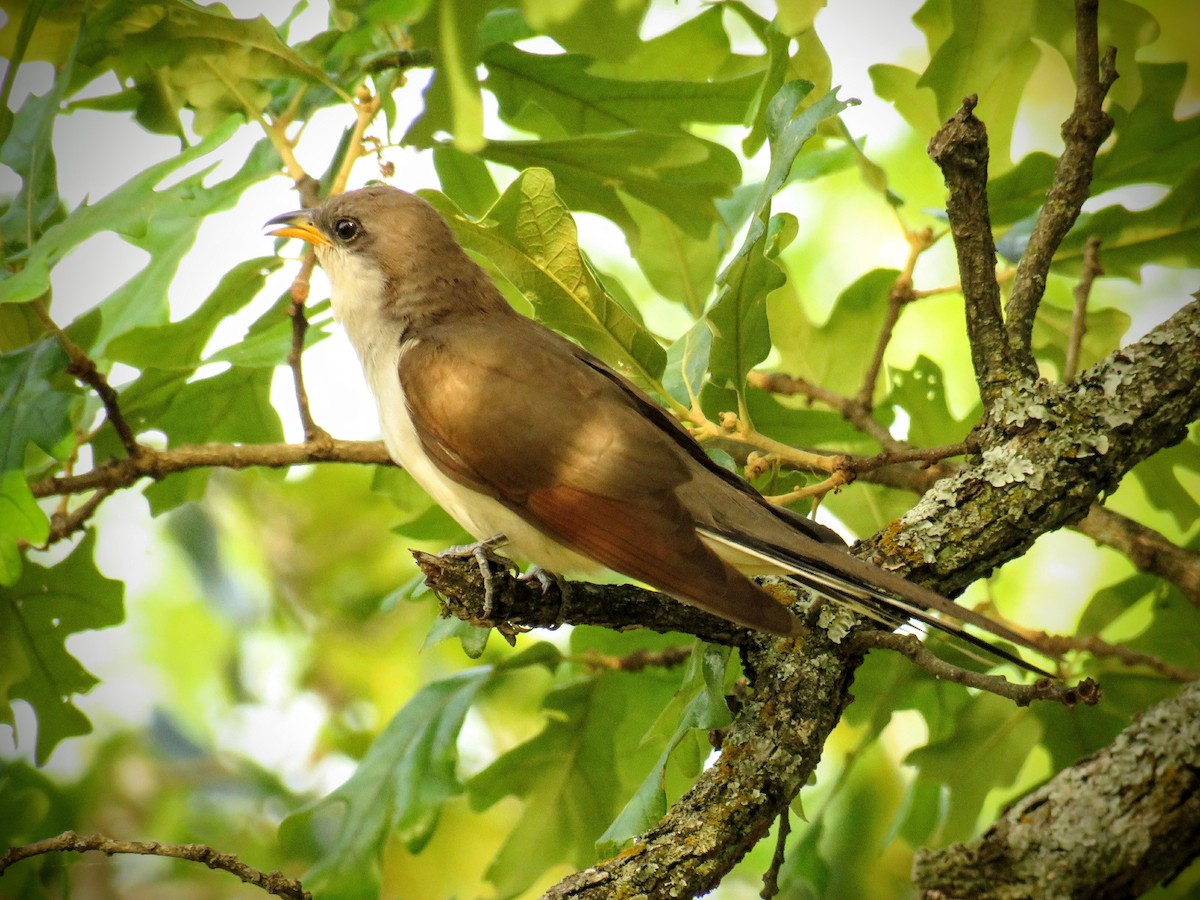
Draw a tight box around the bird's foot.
[439,534,513,619]
[519,565,572,628]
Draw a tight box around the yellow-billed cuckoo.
[266,184,1047,671]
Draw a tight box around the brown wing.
[399,314,799,635]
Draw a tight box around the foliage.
[0,0,1197,898]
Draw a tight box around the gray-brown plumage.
[266,184,1047,669]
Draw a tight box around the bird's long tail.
[698,525,1054,677]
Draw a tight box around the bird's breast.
[358,339,603,576]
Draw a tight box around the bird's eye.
[333,218,360,242]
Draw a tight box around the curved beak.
[264,209,331,247]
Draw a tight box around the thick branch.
[928,96,1034,401]
[1005,0,1117,352]
[914,679,1200,899]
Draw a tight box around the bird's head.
[265,184,501,326]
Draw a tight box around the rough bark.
[913,680,1200,899]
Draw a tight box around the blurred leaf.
[420,170,667,388]
[403,0,487,151]
[470,675,624,899]
[1031,300,1132,377]
[587,6,751,82]
[869,62,941,141]
[521,0,649,62]
[1130,436,1200,531]
[707,84,853,395]
[107,256,283,369]
[207,299,333,369]
[991,63,1200,227]
[1055,168,1200,280]
[484,43,761,136]
[0,338,75,583]
[0,759,76,897]
[596,644,730,856]
[905,692,1042,842]
[433,145,499,218]
[283,667,495,899]
[882,355,975,447]
[625,196,722,317]
[76,0,338,137]
[772,268,899,399]
[915,0,1040,169]
[0,531,124,764]
[477,131,741,241]
[663,320,713,408]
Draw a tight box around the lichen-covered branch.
[913,679,1200,899]
[868,300,1200,598]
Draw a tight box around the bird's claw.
[518,565,571,628]
[439,534,513,618]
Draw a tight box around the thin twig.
[32,301,143,460]
[0,831,310,900]
[574,647,693,672]
[45,488,112,544]
[285,254,331,446]
[746,371,900,450]
[760,809,791,900]
[1063,236,1103,383]
[31,439,393,499]
[854,226,938,412]
[1005,0,1117,355]
[1037,632,1197,681]
[849,631,1099,708]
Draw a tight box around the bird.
[266,184,1048,672]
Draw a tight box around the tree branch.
[928,96,1034,402]
[0,830,309,900]
[914,679,1200,899]
[1005,0,1118,353]
[1074,506,1200,610]
[1063,235,1103,382]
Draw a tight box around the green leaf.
[402,0,487,151]
[771,268,899,399]
[990,63,1200,227]
[0,338,76,583]
[483,42,761,136]
[420,170,667,388]
[586,6,748,82]
[476,131,741,241]
[706,83,852,397]
[469,675,624,899]
[915,0,1040,169]
[1054,168,1200,280]
[662,320,713,408]
[905,692,1042,842]
[596,645,730,855]
[282,667,495,900]
[1130,437,1200,531]
[107,256,283,369]
[207,300,333,369]
[76,1,339,137]
[0,118,260,322]
[432,145,499,218]
[0,531,124,764]
[1031,299,1131,378]
[882,355,975,448]
[624,197,722,317]
[520,0,649,62]
[0,26,74,255]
